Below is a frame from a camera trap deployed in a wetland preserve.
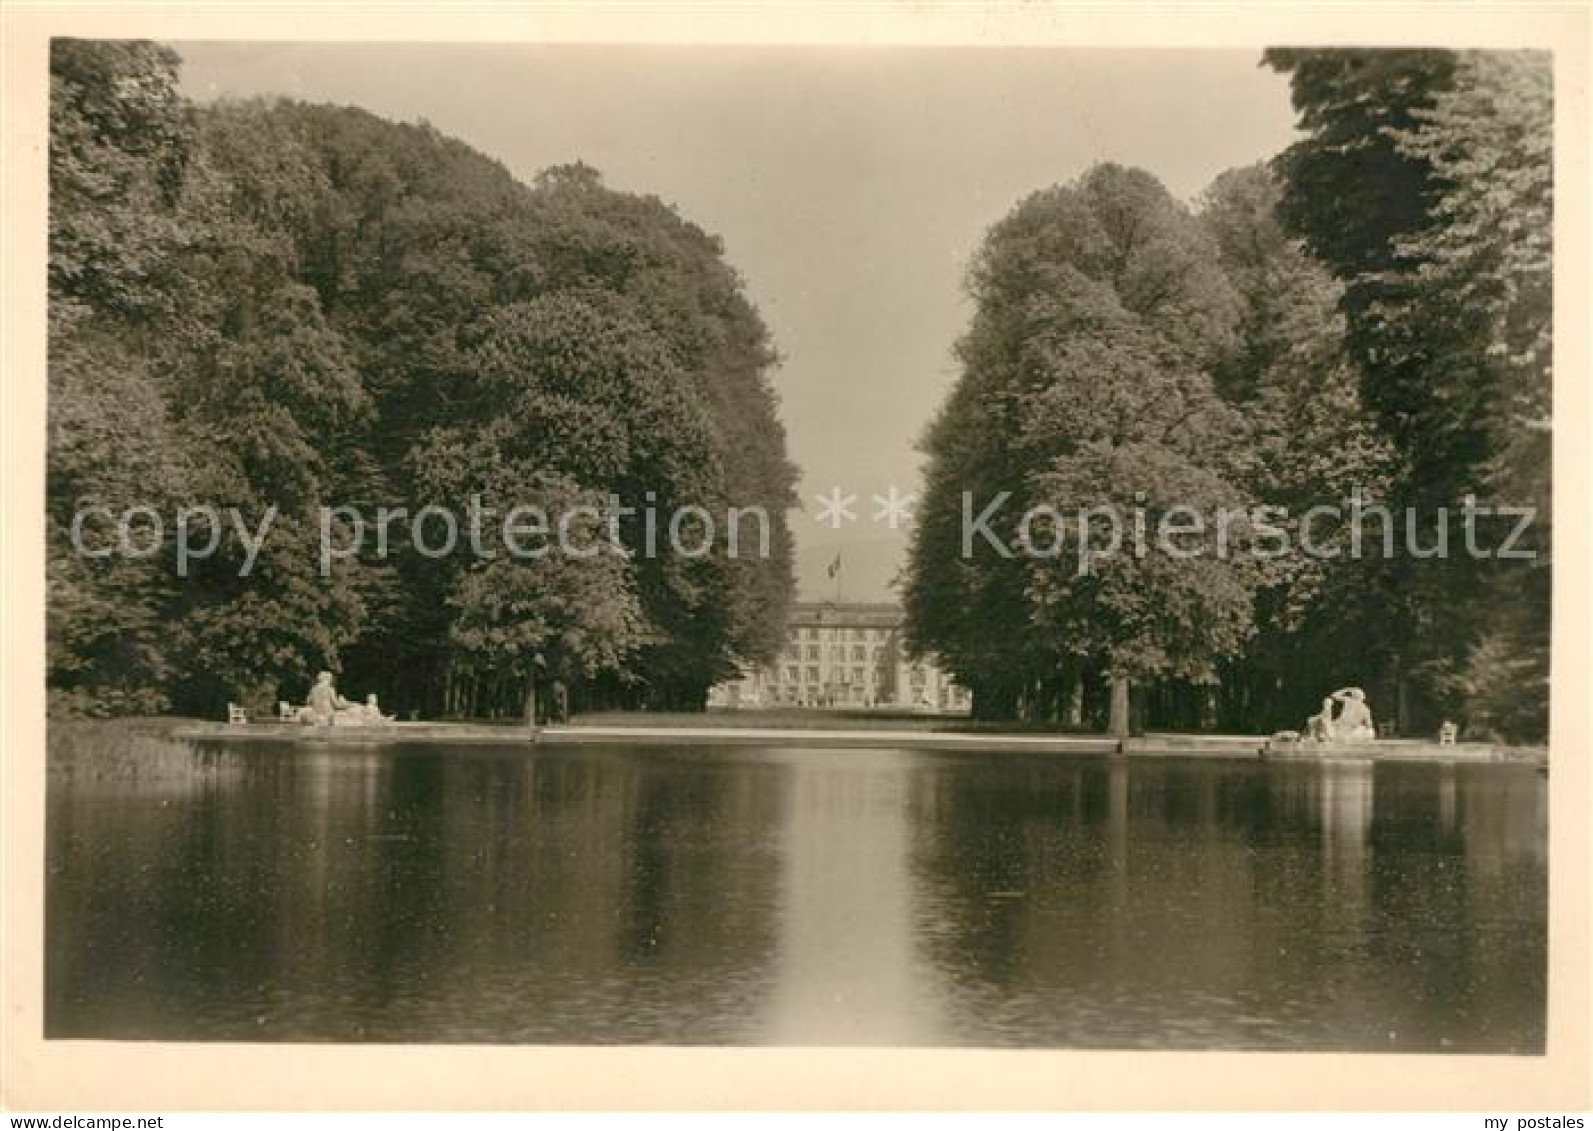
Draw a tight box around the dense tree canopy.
[47,39,797,719]
[48,42,1551,744]
[904,165,1257,732]
[906,48,1550,743]
[1264,48,1552,740]
[1198,164,1397,731]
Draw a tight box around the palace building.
[707,602,971,713]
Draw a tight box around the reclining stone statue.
[296,672,394,726]
[1302,687,1376,743]
[1330,687,1376,741]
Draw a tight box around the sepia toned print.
[8,9,1586,1111]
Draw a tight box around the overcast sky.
[176,43,1301,600]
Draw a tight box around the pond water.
[46,741,1547,1050]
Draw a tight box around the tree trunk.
[524,676,540,743]
[1065,672,1083,728]
[1108,673,1131,739]
[1393,652,1408,737]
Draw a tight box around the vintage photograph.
[36,33,1556,1062]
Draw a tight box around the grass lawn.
[566,707,954,731]
[564,707,1099,735]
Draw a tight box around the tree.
[1197,164,1397,731]
[48,39,191,320]
[905,164,1253,734]
[46,43,799,720]
[1265,49,1551,739]
[520,165,799,692]
[406,291,729,713]
[47,41,194,713]
[1390,52,1552,740]
[447,481,646,729]
[45,320,190,714]
[1025,442,1257,737]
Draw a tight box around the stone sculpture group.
[1304,687,1376,744]
[290,671,394,727]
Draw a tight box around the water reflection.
[46,741,1546,1051]
[903,756,1544,1051]
[766,750,945,1044]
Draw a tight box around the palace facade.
[707,602,971,713]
